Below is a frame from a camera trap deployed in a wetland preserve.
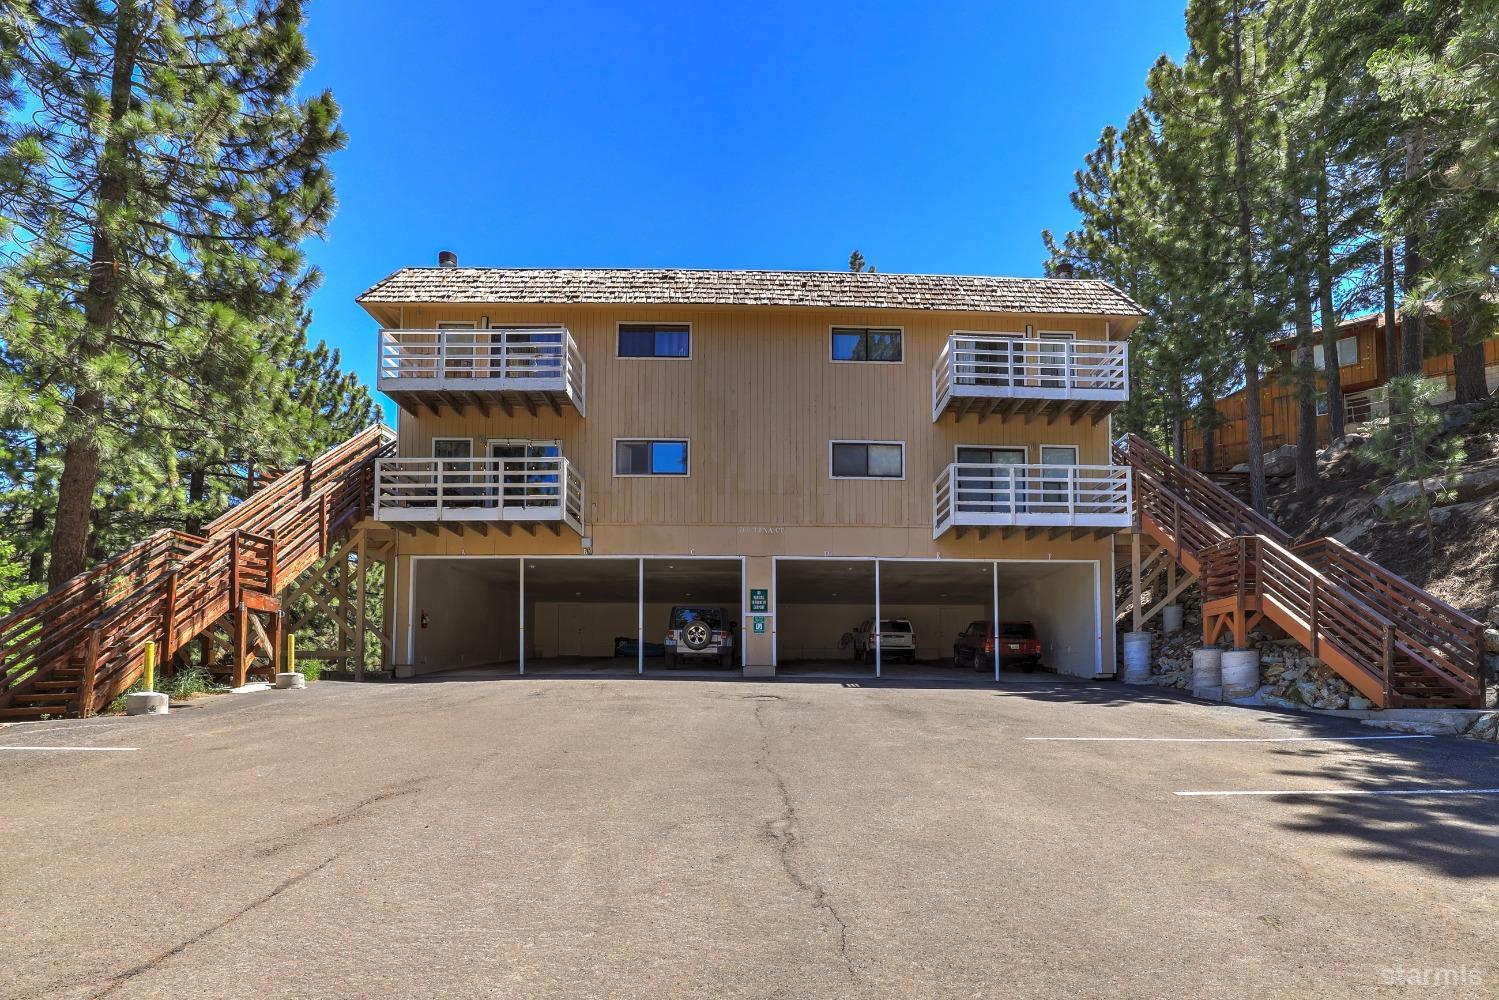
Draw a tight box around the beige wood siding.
[388,303,1119,533]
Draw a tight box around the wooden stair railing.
[1115,433,1485,709]
[0,425,393,720]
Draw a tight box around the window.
[831,327,902,363]
[1312,336,1359,370]
[615,438,689,476]
[1316,393,1330,416]
[432,438,472,461]
[830,441,904,479]
[618,323,690,359]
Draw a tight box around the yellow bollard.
[287,633,297,675]
[144,641,156,693]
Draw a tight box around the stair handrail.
[1120,431,1484,705]
[1,424,392,716]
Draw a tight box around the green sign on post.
[753,616,767,634]
[750,588,769,613]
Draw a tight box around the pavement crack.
[254,778,426,858]
[87,855,336,999]
[754,701,856,980]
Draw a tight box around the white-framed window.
[1039,445,1078,505]
[614,438,690,476]
[830,440,905,480]
[831,326,903,363]
[617,323,691,359]
[1313,336,1359,370]
[432,437,472,461]
[432,437,473,487]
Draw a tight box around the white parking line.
[0,746,139,753]
[1024,735,1435,743]
[1176,787,1499,798]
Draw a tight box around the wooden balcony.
[932,336,1127,424]
[378,327,587,417]
[374,457,585,536]
[933,463,1132,540]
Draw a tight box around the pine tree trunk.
[1294,292,1319,497]
[1200,361,1217,472]
[1228,5,1266,512]
[186,467,206,535]
[1452,314,1490,404]
[46,7,139,586]
[1244,356,1267,510]
[1399,130,1426,376]
[1315,158,1345,441]
[1382,241,1400,379]
[27,438,49,584]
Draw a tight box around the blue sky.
[300,1,1187,414]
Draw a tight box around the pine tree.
[0,0,347,586]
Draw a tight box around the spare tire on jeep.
[682,620,712,651]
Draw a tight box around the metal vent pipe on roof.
[437,250,458,268]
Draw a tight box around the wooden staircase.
[0,426,394,720]
[1115,434,1486,709]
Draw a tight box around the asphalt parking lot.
[2,676,1496,999]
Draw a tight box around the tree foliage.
[1044,0,1497,509]
[0,1,377,607]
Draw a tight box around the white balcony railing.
[375,457,585,535]
[933,463,1132,539]
[378,327,586,415]
[932,336,1128,421]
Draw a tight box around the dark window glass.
[998,623,1036,639]
[672,607,724,628]
[831,443,868,477]
[619,324,690,358]
[832,442,902,478]
[880,620,913,633]
[831,327,902,362]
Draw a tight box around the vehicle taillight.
[983,638,993,654]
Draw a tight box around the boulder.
[1317,434,1369,470]
[1440,402,1475,434]
[1377,463,1499,513]
[1229,462,1251,474]
[1262,444,1298,478]
[1485,629,1499,655]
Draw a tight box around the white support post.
[518,557,526,676]
[992,561,1001,683]
[873,559,882,679]
[637,557,645,675]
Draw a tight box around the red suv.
[953,621,1042,672]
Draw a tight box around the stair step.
[13,692,76,706]
[31,680,79,692]
[0,706,60,719]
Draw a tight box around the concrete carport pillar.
[743,556,774,670]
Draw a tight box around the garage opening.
[874,560,997,681]
[770,558,1101,681]
[641,559,743,673]
[408,556,745,678]
[773,559,877,677]
[994,562,1100,678]
[521,557,640,675]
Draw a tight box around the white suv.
[852,618,916,663]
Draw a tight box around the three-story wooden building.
[357,262,1143,678]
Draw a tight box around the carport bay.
[403,556,744,675]
[771,557,1104,679]
[402,554,1105,681]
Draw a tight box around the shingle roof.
[356,267,1145,317]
